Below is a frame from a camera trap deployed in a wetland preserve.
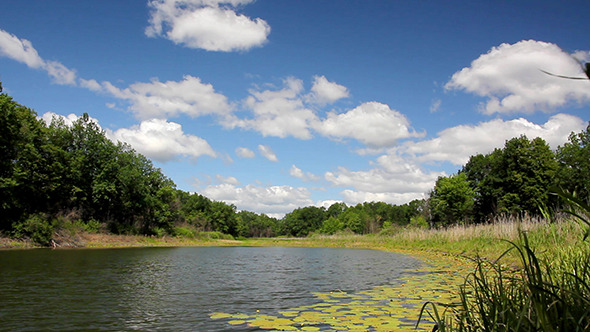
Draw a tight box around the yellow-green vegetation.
[210,252,473,332]
[243,216,587,267]
[208,216,590,331]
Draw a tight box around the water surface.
[0,246,420,331]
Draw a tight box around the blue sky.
[1,0,589,217]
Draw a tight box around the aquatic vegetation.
[210,253,473,331]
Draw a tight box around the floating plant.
[210,252,473,331]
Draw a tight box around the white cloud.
[227,77,319,139]
[106,118,217,162]
[340,190,427,206]
[257,144,278,162]
[235,146,255,158]
[315,101,424,148]
[45,60,77,86]
[100,75,232,120]
[79,78,102,92]
[324,157,443,206]
[0,29,44,68]
[307,75,349,105]
[572,50,590,64]
[39,112,100,127]
[446,40,590,114]
[200,183,314,218]
[323,113,586,207]
[215,174,241,185]
[0,29,77,86]
[325,160,442,197]
[430,99,442,113]
[40,113,217,163]
[146,0,270,52]
[289,165,319,182]
[398,113,587,166]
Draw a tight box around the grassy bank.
[4,216,586,268]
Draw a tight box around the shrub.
[12,214,54,246]
[173,226,197,238]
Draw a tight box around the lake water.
[0,246,421,331]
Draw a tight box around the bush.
[409,215,429,229]
[173,226,198,238]
[199,231,234,240]
[12,214,54,246]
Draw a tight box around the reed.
[417,192,590,331]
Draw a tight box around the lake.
[0,246,421,331]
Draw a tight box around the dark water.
[0,246,420,331]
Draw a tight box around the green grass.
[416,192,590,331]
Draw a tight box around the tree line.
[1,83,588,244]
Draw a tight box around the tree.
[282,206,326,237]
[497,136,557,215]
[464,135,559,220]
[338,207,368,234]
[429,173,475,226]
[0,90,54,229]
[463,151,503,221]
[236,211,278,238]
[556,125,590,200]
[208,201,238,236]
[326,202,347,219]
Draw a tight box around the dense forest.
[1,82,589,245]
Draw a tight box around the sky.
[0,0,589,218]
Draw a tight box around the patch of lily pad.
[210,252,473,331]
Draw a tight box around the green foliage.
[319,216,345,235]
[463,135,560,222]
[422,192,590,331]
[236,211,279,238]
[208,201,238,236]
[430,173,475,226]
[12,214,54,246]
[556,125,590,199]
[430,233,590,331]
[282,206,327,237]
[409,215,429,229]
[199,231,234,240]
[173,226,198,238]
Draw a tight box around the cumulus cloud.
[200,183,314,217]
[307,75,350,105]
[227,77,319,139]
[289,165,319,182]
[315,101,424,148]
[39,112,98,127]
[446,40,590,114]
[340,190,428,206]
[257,144,278,162]
[40,113,216,162]
[0,29,77,85]
[146,0,270,52]
[325,153,444,206]
[100,75,232,120]
[106,118,217,162]
[235,146,255,158]
[397,113,587,166]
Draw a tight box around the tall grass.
[418,193,590,331]
[423,233,590,331]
